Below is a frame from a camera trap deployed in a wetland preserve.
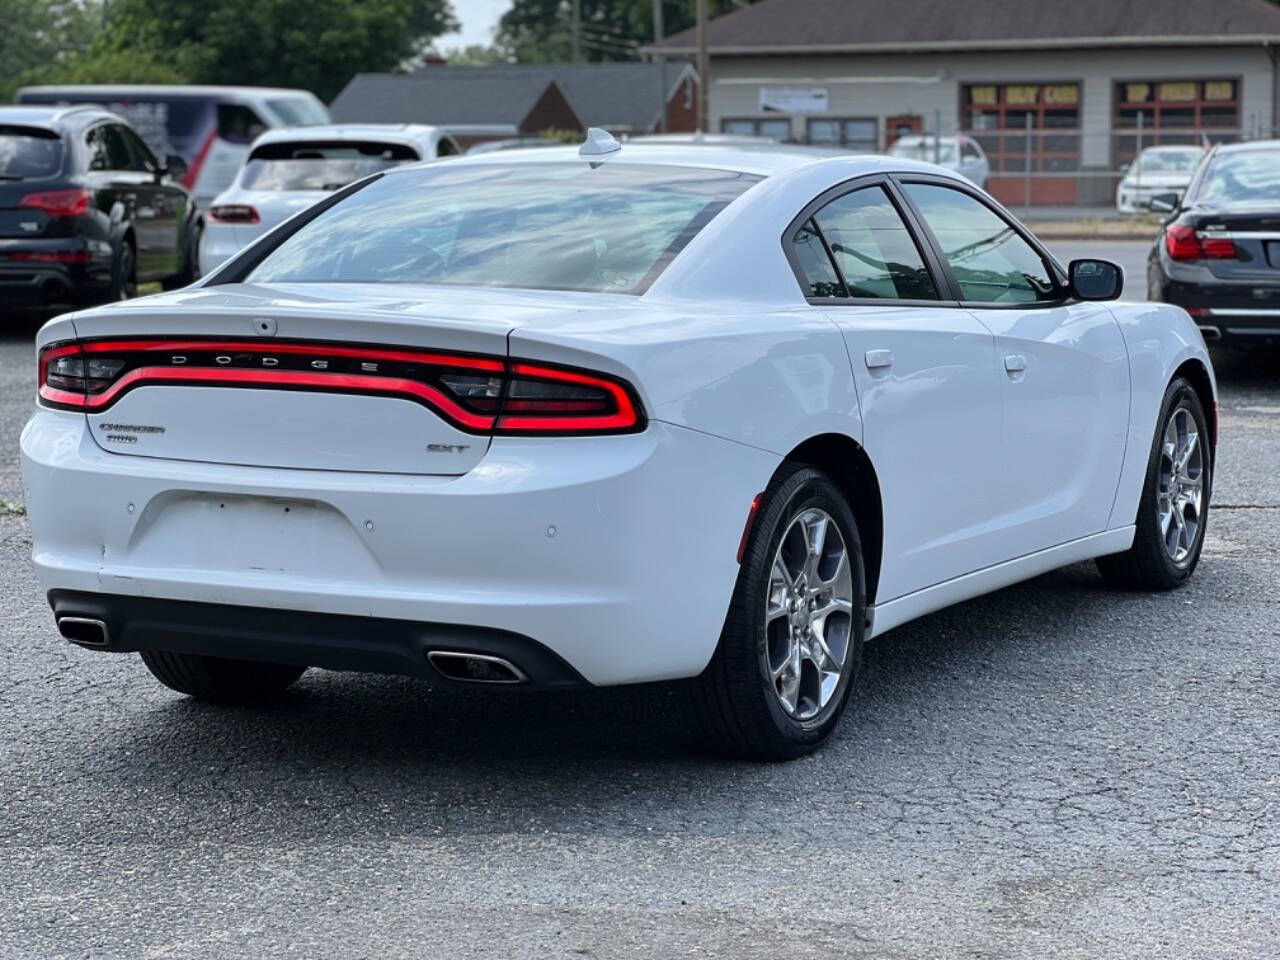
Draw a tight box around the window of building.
[721,118,793,141]
[1113,79,1240,166]
[961,82,1082,205]
[806,118,878,152]
[962,83,1081,175]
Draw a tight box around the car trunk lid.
[54,282,595,476]
[1190,204,1280,281]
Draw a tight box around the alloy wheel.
[763,508,855,721]
[1157,403,1204,565]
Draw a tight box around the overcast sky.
[440,0,510,48]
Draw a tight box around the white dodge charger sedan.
[22,132,1215,759]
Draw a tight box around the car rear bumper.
[1153,268,1280,345]
[21,409,779,686]
[47,589,589,689]
[0,259,109,305]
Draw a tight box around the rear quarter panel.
[1106,300,1216,529]
[509,303,862,456]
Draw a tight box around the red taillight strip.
[497,362,639,433]
[39,338,645,435]
[78,339,505,372]
[62,366,496,430]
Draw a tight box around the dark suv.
[0,105,199,307]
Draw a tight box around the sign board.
[759,87,829,114]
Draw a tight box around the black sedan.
[0,105,198,308]
[1148,139,1280,347]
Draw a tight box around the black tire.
[1097,376,1210,590]
[163,219,201,290]
[139,650,306,702]
[688,465,866,761]
[110,239,137,301]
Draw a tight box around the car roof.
[0,104,114,128]
[626,133,779,145]
[18,84,314,98]
[1214,139,1280,155]
[892,134,967,145]
[385,141,951,180]
[249,124,446,151]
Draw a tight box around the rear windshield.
[1134,148,1203,174]
[244,162,760,294]
[241,141,420,191]
[0,126,63,179]
[1194,150,1280,205]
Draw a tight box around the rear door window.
[807,185,939,300]
[103,124,144,171]
[0,125,63,179]
[792,219,844,298]
[119,125,159,171]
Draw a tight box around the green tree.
[440,43,511,65]
[496,0,757,63]
[11,0,459,103]
[0,0,102,100]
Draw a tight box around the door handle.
[1004,354,1027,374]
[865,349,893,371]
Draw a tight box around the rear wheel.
[163,219,201,290]
[140,650,306,702]
[1097,377,1210,590]
[688,465,866,760]
[110,239,137,301]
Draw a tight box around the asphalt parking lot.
[2,241,1279,958]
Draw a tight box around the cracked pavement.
[3,249,1280,958]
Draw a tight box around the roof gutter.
[643,33,1280,56]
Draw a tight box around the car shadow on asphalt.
[57,560,1141,833]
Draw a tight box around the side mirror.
[1069,259,1124,302]
[1148,192,1178,214]
[163,154,188,180]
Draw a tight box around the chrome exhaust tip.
[1198,324,1222,341]
[56,616,110,648]
[427,650,528,684]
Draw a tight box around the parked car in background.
[887,134,989,188]
[466,137,565,155]
[0,105,197,307]
[198,124,461,274]
[1148,140,1280,347]
[626,133,779,146]
[15,86,329,208]
[24,136,1214,760]
[1115,145,1205,214]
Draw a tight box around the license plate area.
[1265,241,1280,269]
[125,492,379,579]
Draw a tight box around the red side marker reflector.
[737,493,763,565]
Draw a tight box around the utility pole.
[696,0,709,133]
[572,0,582,62]
[653,0,666,132]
